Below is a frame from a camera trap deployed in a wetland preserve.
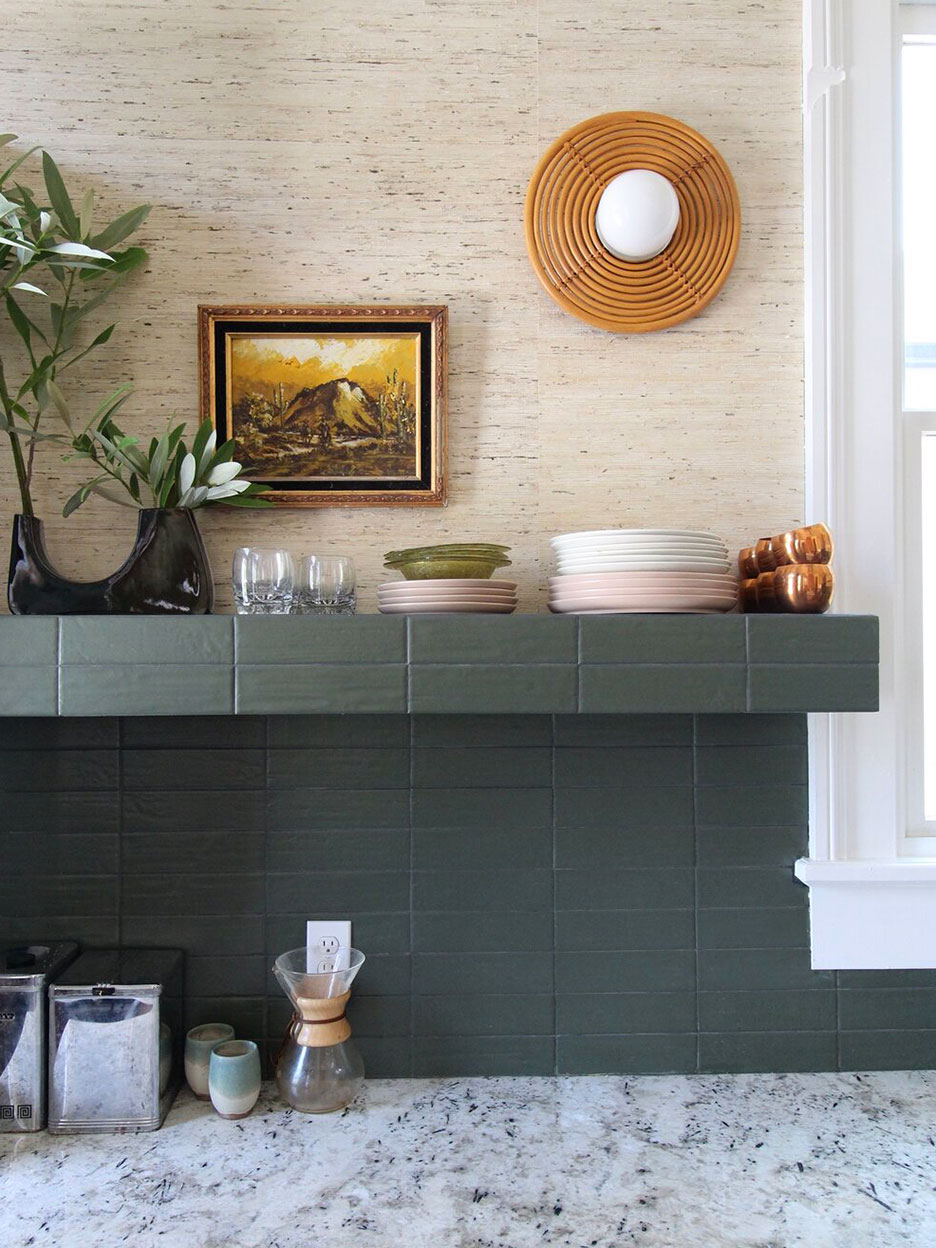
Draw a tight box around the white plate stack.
[377,578,518,614]
[548,529,738,614]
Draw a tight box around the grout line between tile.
[692,713,701,1073]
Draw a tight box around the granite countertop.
[1,1072,933,1247]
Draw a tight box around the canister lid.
[0,941,78,986]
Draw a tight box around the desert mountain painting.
[229,333,421,480]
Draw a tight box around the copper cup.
[772,564,834,613]
[739,523,834,577]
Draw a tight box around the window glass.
[902,41,936,410]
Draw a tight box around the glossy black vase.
[8,508,214,615]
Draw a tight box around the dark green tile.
[236,615,406,664]
[122,716,265,748]
[412,952,552,994]
[555,824,693,869]
[696,745,807,787]
[413,1035,554,1076]
[413,910,553,953]
[414,826,551,870]
[408,615,577,664]
[580,666,746,713]
[696,827,807,868]
[698,949,833,991]
[558,1034,696,1074]
[355,1037,413,1077]
[60,615,233,664]
[746,615,879,664]
[413,746,552,788]
[696,907,810,949]
[557,992,696,1035]
[555,909,696,952]
[123,790,266,834]
[274,912,410,955]
[555,786,693,829]
[554,746,692,788]
[0,616,57,665]
[748,664,879,712]
[123,914,264,958]
[237,664,406,713]
[122,873,264,916]
[269,715,409,748]
[269,788,410,831]
[697,868,806,910]
[184,997,264,1038]
[412,715,553,748]
[413,787,551,829]
[580,615,745,664]
[0,667,57,716]
[0,916,119,946]
[838,969,936,989]
[696,784,807,827]
[0,831,117,876]
[838,988,936,1031]
[838,1030,936,1070]
[187,955,266,996]
[122,747,264,790]
[700,1031,837,1073]
[266,829,409,873]
[414,869,552,912]
[413,994,553,1036]
[121,831,265,875]
[695,714,806,747]
[269,747,409,789]
[0,875,117,918]
[61,664,233,716]
[699,989,836,1032]
[410,665,577,714]
[353,955,411,997]
[554,715,693,748]
[556,950,694,994]
[0,791,119,834]
[0,718,118,749]
[556,868,694,911]
[0,749,117,792]
[266,871,409,914]
[348,996,412,1037]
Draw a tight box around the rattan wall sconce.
[524,111,741,333]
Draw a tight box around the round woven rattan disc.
[524,112,741,333]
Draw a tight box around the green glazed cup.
[208,1039,261,1120]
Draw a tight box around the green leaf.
[78,187,93,240]
[5,293,32,354]
[90,204,150,252]
[214,492,275,508]
[0,145,40,187]
[62,482,94,517]
[42,151,79,239]
[205,437,236,474]
[58,323,115,373]
[0,134,17,148]
[149,432,170,488]
[45,378,72,429]
[190,419,212,474]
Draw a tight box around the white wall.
[0,0,803,610]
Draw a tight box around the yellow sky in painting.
[230,334,419,403]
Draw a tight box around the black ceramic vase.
[7,507,215,615]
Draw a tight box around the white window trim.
[797,0,936,967]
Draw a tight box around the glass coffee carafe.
[273,947,365,1114]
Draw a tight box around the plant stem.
[8,428,32,516]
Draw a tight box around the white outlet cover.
[306,920,352,973]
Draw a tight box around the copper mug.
[739,523,833,578]
[740,564,834,614]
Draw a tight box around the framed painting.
[198,304,447,506]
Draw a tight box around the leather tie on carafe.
[291,989,352,1047]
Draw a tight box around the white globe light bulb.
[595,169,681,263]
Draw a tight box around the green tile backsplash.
[2,710,932,1080]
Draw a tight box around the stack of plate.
[378,578,518,614]
[548,529,738,614]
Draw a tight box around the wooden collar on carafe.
[293,990,352,1047]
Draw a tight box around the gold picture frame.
[198,304,447,506]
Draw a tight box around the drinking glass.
[297,555,356,615]
[232,547,295,614]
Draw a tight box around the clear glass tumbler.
[297,555,356,615]
[232,547,295,614]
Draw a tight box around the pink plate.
[378,601,517,614]
[549,572,737,589]
[378,588,517,601]
[549,592,736,611]
[378,578,517,592]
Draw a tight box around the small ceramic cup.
[185,1023,235,1099]
[209,1039,262,1120]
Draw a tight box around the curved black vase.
[8,508,214,615]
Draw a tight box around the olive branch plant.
[0,134,269,518]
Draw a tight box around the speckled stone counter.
[1,1073,933,1247]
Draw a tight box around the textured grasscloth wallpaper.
[0,0,803,611]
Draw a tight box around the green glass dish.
[384,542,510,563]
[384,555,513,580]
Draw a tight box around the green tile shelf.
[0,613,879,716]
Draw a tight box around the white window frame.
[797,0,936,968]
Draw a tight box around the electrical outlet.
[305,920,351,973]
